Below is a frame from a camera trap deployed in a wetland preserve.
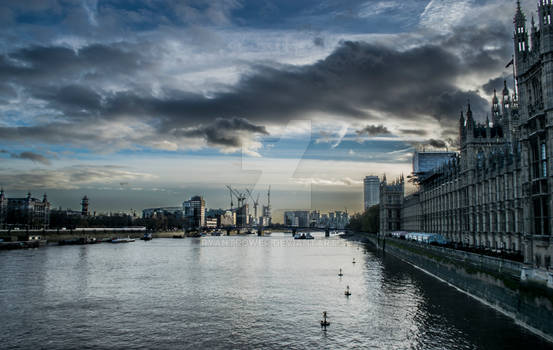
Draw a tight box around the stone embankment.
[342,231,553,343]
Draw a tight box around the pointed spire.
[459,110,465,123]
[486,114,490,127]
[466,100,474,128]
[514,1,526,30]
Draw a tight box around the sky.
[0,0,535,220]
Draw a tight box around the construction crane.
[227,185,249,227]
[246,189,260,225]
[226,185,246,209]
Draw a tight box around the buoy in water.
[338,268,343,277]
[345,285,351,297]
[320,311,330,328]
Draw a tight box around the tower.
[539,0,553,54]
[459,111,466,145]
[539,0,553,111]
[363,175,380,210]
[501,80,511,115]
[81,195,89,216]
[514,1,528,61]
[460,102,476,169]
[492,89,501,125]
[466,102,474,130]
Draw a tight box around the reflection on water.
[0,233,551,349]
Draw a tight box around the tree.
[347,204,379,233]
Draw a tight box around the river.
[1,232,551,349]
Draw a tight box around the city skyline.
[0,0,535,213]
[2,2,553,348]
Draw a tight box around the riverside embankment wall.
[0,229,148,242]
[349,233,553,342]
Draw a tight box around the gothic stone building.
[394,2,553,269]
[0,190,51,229]
[379,175,404,235]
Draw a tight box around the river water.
[1,232,552,349]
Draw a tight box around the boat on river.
[140,233,153,241]
[58,237,96,245]
[111,237,135,243]
[294,233,314,240]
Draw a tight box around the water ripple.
[0,235,551,349]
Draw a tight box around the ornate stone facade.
[1,191,51,229]
[379,175,404,235]
[382,2,553,269]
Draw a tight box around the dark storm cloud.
[88,39,490,129]
[408,138,450,150]
[441,25,512,73]
[12,151,51,165]
[0,17,512,151]
[482,74,513,95]
[426,139,448,149]
[33,85,103,116]
[356,124,391,136]
[0,124,89,144]
[399,129,428,136]
[174,117,268,147]
[0,150,50,165]
[313,37,324,47]
[0,44,148,85]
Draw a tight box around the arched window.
[477,150,484,168]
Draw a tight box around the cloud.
[11,151,51,165]
[1,150,51,165]
[427,139,447,148]
[356,124,391,137]
[293,177,362,186]
[482,74,512,95]
[399,129,428,136]
[0,2,517,156]
[0,165,155,190]
[420,0,475,33]
[415,138,449,149]
[313,37,324,47]
[0,1,243,35]
[173,117,269,154]
[408,138,450,150]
